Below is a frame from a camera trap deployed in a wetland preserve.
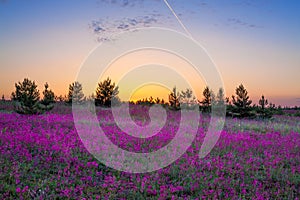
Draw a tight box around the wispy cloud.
[227,18,263,29]
[91,0,168,42]
[90,14,164,42]
[97,0,160,8]
[91,0,264,42]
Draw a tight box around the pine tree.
[95,77,119,107]
[231,84,253,118]
[214,87,226,116]
[180,88,197,109]
[148,96,154,104]
[200,86,214,112]
[155,97,161,104]
[258,95,272,118]
[68,81,84,104]
[169,86,180,110]
[216,88,225,106]
[259,95,268,110]
[40,82,55,111]
[55,95,67,102]
[11,78,41,114]
[1,95,4,101]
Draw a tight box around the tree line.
[3,77,286,118]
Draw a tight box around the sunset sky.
[0,0,299,106]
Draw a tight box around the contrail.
[163,0,194,39]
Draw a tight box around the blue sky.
[0,0,299,106]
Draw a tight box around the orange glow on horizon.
[128,84,170,102]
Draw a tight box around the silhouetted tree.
[216,88,225,106]
[231,84,253,118]
[169,86,180,110]
[155,97,161,104]
[40,82,55,111]
[1,94,4,101]
[200,86,214,112]
[259,95,268,110]
[258,95,272,118]
[225,97,230,105]
[135,96,167,106]
[95,77,119,107]
[68,81,84,104]
[268,102,276,109]
[213,87,227,116]
[11,78,41,114]
[148,96,154,104]
[180,88,197,109]
[55,95,67,102]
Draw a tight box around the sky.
[0,0,299,106]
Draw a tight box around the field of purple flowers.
[0,103,299,199]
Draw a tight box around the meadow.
[0,102,299,199]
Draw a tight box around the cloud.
[91,0,264,42]
[91,0,168,42]
[227,18,262,29]
[97,0,160,8]
[90,14,164,42]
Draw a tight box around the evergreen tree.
[200,86,214,112]
[95,77,119,107]
[225,97,230,105]
[259,95,268,110]
[148,96,154,104]
[231,84,253,118]
[258,95,272,118]
[214,87,226,116]
[40,82,55,111]
[1,94,4,101]
[55,95,67,102]
[268,102,276,109]
[216,88,225,106]
[155,97,161,104]
[180,88,197,109]
[169,86,180,110]
[11,78,41,114]
[68,81,84,104]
